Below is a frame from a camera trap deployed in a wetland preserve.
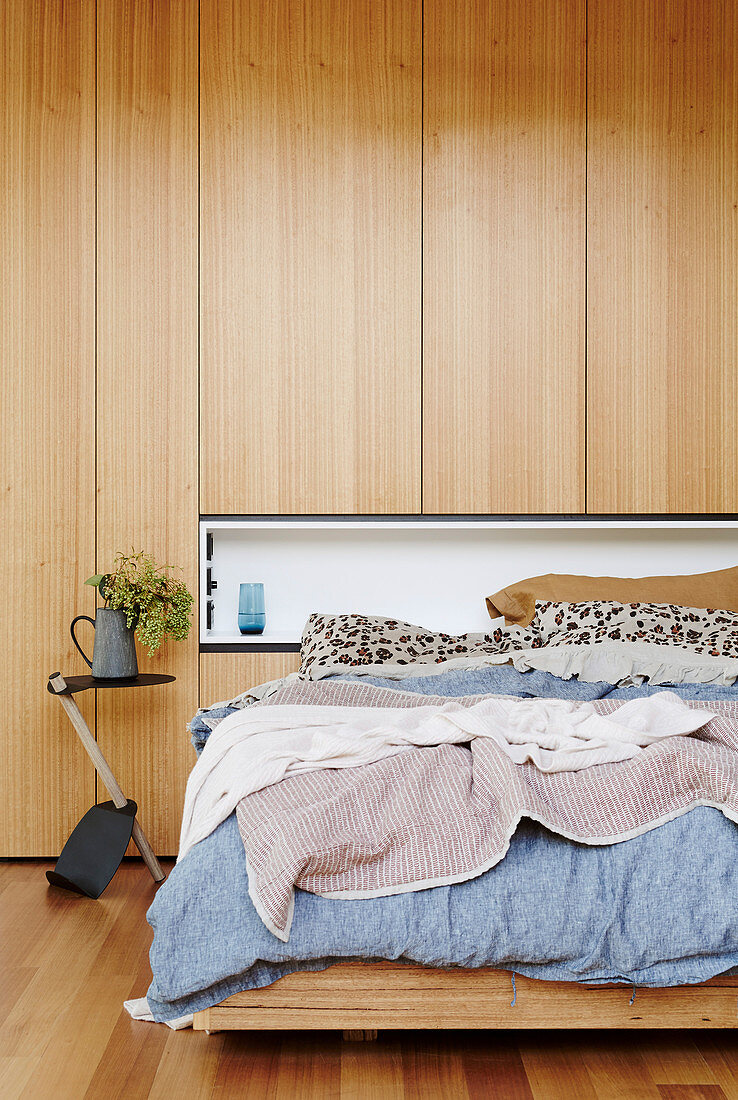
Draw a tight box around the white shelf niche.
[199,517,738,648]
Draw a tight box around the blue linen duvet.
[147,667,738,1022]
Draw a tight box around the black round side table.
[46,671,175,898]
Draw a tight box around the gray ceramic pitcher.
[70,608,138,680]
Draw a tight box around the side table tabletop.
[47,671,175,896]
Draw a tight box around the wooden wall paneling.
[587,0,738,513]
[0,0,96,854]
[200,653,300,710]
[423,0,586,514]
[200,0,422,514]
[96,0,198,856]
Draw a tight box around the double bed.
[137,568,738,1034]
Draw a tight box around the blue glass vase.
[238,582,266,635]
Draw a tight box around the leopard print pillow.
[532,600,738,659]
[299,612,540,678]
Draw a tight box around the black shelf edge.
[200,513,738,523]
[200,642,301,654]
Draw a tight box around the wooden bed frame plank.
[192,962,738,1032]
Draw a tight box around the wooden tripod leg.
[52,682,166,883]
[130,819,166,883]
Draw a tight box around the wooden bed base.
[192,961,738,1034]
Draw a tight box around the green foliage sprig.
[86,550,193,656]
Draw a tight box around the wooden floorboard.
[1,860,737,1100]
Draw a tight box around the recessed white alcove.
[199,518,738,650]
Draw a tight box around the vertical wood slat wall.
[2,0,737,855]
[1,0,96,855]
[96,0,198,855]
[587,0,738,513]
[423,0,586,514]
[200,0,422,515]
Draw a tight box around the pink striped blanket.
[235,681,738,940]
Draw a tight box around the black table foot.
[46,799,138,899]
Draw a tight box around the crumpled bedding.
[232,685,733,940]
[180,684,713,863]
[143,666,738,1022]
[188,665,738,753]
[514,638,738,688]
[146,805,738,1022]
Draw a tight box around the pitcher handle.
[70,615,95,668]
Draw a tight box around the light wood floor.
[1,860,737,1099]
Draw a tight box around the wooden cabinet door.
[423,0,586,514]
[1,0,96,855]
[200,653,300,711]
[96,0,199,856]
[587,0,738,513]
[200,0,422,515]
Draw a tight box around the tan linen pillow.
[486,566,738,626]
